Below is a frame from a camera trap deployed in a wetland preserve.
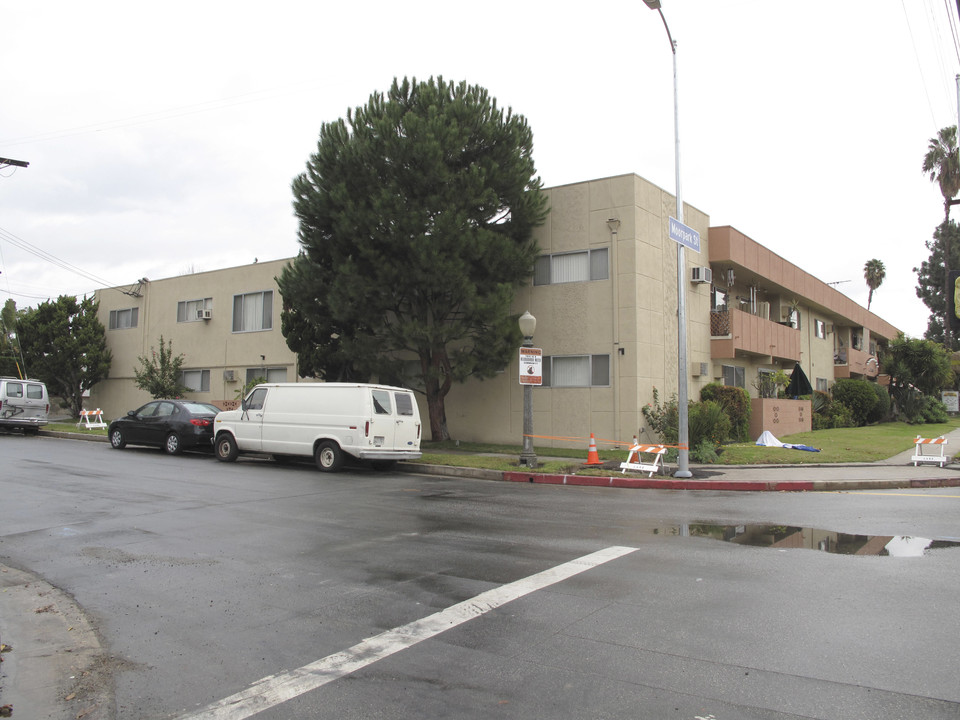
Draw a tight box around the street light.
[643,0,692,478]
[518,310,538,468]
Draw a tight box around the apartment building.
[88,174,900,447]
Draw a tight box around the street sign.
[519,347,542,385]
[668,216,700,253]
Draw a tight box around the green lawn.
[47,418,960,471]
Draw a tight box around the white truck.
[213,382,422,471]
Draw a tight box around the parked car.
[0,377,49,434]
[108,400,221,455]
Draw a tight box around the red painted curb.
[501,471,814,492]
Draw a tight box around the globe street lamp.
[643,0,692,478]
[518,311,538,468]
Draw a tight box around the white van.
[213,383,422,471]
[0,377,50,434]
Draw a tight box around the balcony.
[834,346,879,379]
[710,307,800,363]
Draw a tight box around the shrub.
[811,390,855,429]
[920,395,949,424]
[687,400,732,452]
[831,378,879,427]
[866,383,891,424]
[700,382,751,441]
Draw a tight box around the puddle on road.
[660,523,960,556]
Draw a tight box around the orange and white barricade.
[911,435,949,467]
[620,444,668,477]
[77,409,107,429]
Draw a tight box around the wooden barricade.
[911,435,948,467]
[620,444,668,477]
[77,409,107,429]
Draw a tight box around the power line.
[0,225,118,289]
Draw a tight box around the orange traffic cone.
[585,433,604,466]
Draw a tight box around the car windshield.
[181,402,219,415]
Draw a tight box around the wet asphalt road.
[1,434,959,719]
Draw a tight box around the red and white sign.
[519,347,542,385]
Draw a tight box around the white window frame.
[178,298,213,323]
[245,367,287,384]
[722,364,745,388]
[181,369,211,392]
[815,319,826,339]
[533,248,609,286]
[108,307,139,330]
[541,354,610,388]
[232,291,273,333]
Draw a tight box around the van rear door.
[368,389,396,450]
[392,391,420,450]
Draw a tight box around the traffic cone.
[585,433,604,466]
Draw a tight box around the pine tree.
[280,77,548,441]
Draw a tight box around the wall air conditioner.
[202,309,212,320]
[223,370,236,382]
[691,362,709,377]
[691,266,713,284]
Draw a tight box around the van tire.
[315,441,343,472]
[164,432,183,455]
[215,433,239,462]
[110,428,126,449]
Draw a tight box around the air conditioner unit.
[202,309,212,320]
[223,370,236,382]
[691,362,709,377]
[691,267,713,284]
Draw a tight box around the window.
[816,378,829,392]
[232,291,273,332]
[395,393,415,416]
[722,365,745,388]
[852,330,863,351]
[815,319,826,339]
[5,382,22,398]
[26,384,43,399]
[372,390,392,414]
[541,355,610,387]
[245,367,287,384]
[245,388,267,410]
[177,298,213,322]
[109,307,139,330]
[533,249,609,285]
[181,369,211,392]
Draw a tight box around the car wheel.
[215,433,239,462]
[164,432,183,455]
[110,428,126,449]
[315,441,343,472]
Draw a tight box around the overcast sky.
[2,0,958,339]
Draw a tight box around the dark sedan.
[108,400,221,455]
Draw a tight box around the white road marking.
[177,545,637,720]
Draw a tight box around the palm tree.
[922,126,960,348]
[863,259,885,311]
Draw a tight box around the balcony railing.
[710,308,800,362]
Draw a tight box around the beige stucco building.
[89,174,900,448]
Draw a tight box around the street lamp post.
[643,0,691,477]
[518,311,538,468]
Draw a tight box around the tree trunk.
[422,349,452,442]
